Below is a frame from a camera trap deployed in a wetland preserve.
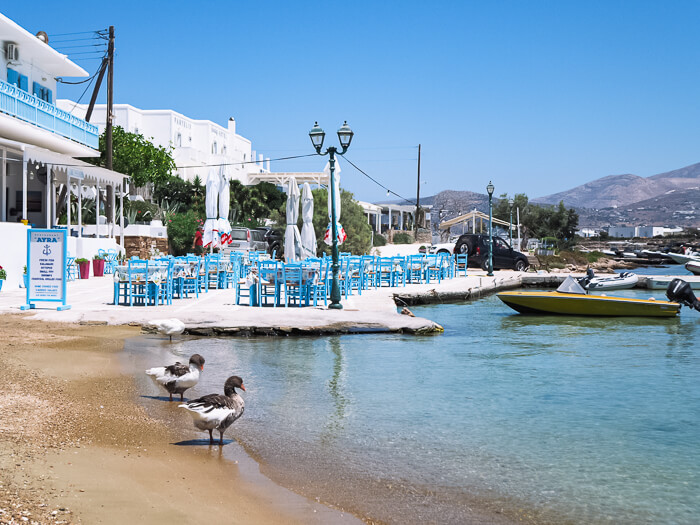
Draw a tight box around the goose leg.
[219,431,224,446]
[208,429,214,445]
[180,392,184,402]
[169,393,173,402]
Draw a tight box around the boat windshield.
[557,275,587,294]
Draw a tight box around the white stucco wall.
[0,222,29,289]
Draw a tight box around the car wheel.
[438,249,450,255]
[515,259,528,272]
[455,240,472,255]
[481,259,491,271]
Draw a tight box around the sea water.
[132,286,700,524]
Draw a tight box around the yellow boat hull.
[497,291,680,317]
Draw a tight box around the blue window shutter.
[19,74,28,91]
[7,68,18,86]
[33,81,41,97]
[47,88,52,103]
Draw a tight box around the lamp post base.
[329,302,343,310]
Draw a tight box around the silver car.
[228,227,267,252]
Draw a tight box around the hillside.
[534,162,700,209]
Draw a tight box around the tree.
[86,126,175,188]
[229,181,286,225]
[493,193,578,248]
[311,188,372,255]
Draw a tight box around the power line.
[342,155,417,206]
[53,43,108,50]
[57,59,106,84]
[48,29,108,37]
[175,153,317,169]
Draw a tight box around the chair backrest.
[283,262,303,286]
[127,259,148,282]
[257,260,279,283]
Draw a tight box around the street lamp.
[486,181,495,276]
[309,121,354,310]
[508,197,514,246]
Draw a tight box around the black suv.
[454,234,529,271]
[257,227,284,259]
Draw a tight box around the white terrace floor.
[0,271,524,334]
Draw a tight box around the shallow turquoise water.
[134,285,700,524]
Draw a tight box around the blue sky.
[7,1,700,204]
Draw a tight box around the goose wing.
[164,362,189,377]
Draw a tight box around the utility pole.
[414,144,421,236]
[105,26,115,220]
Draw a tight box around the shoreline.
[0,315,362,524]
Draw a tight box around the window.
[7,67,28,91]
[32,82,52,103]
[16,191,42,212]
[212,141,218,154]
[175,133,182,147]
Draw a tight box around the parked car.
[257,227,284,259]
[454,233,529,271]
[228,227,268,252]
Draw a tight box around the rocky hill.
[533,162,700,209]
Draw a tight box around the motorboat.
[496,276,699,317]
[686,260,700,275]
[667,251,700,265]
[643,276,700,290]
[587,271,639,291]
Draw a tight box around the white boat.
[643,276,700,290]
[587,271,639,291]
[667,252,700,265]
[686,260,700,275]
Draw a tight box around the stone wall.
[115,236,169,259]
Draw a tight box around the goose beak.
[240,384,246,391]
[201,365,204,371]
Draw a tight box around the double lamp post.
[309,121,354,310]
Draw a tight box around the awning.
[439,210,512,230]
[24,144,127,188]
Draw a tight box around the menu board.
[22,229,70,310]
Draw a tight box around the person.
[192,227,204,254]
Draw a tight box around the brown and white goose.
[179,376,245,445]
[145,354,205,401]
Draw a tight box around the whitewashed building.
[58,102,274,184]
[0,12,127,288]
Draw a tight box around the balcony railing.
[0,78,98,149]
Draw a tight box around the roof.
[439,210,512,230]
[0,13,88,77]
[24,144,127,187]
[247,172,328,186]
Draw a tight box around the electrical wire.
[342,155,417,206]
[53,43,108,50]
[47,29,107,37]
[56,58,106,84]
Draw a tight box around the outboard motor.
[577,267,595,289]
[666,278,700,311]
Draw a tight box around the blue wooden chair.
[283,263,304,307]
[104,249,118,274]
[425,254,442,283]
[155,260,173,305]
[392,257,407,287]
[66,253,77,281]
[127,259,151,306]
[258,261,282,307]
[308,260,330,307]
[455,253,468,276]
[407,254,425,284]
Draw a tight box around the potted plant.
[0,265,5,292]
[92,254,105,277]
[75,258,90,279]
[22,265,28,288]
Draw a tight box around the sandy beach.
[0,315,362,525]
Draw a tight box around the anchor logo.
[43,244,52,256]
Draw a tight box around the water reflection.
[321,337,349,444]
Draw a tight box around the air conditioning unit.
[6,43,18,62]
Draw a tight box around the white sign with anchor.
[21,228,71,311]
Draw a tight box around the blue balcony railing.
[0,78,98,149]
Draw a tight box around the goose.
[179,375,245,445]
[145,354,205,401]
[149,318,186,342]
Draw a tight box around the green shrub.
[586,251,605,263]
[167,210,202,256]
[393,232,412,244]
[373,233,387,247]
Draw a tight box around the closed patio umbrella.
[217,165,232,245]
[203,168,219,248]
[284,177,302,262]
[300,182,316,259]
[323,160,346,246]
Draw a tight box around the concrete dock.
[0,270,691,336]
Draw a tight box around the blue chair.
[425,254,442,283]
[376,257,394,287]
[309,260,330,307]
[407,255,425,284]
[455,253,468,276]
[391,257,407,287]
[155,260,173,306]
[258,261,282,307]
[66,253,77,281]
[283,263,304,307]
[127,259,151,306]
[181,257,201,298]
[104,249,118,274]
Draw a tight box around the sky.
[6,1,700,204]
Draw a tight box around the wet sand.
[0,315,360,524]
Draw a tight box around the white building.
[1,12,127,288]
[607,225,684,238]
[58,102,274,184]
